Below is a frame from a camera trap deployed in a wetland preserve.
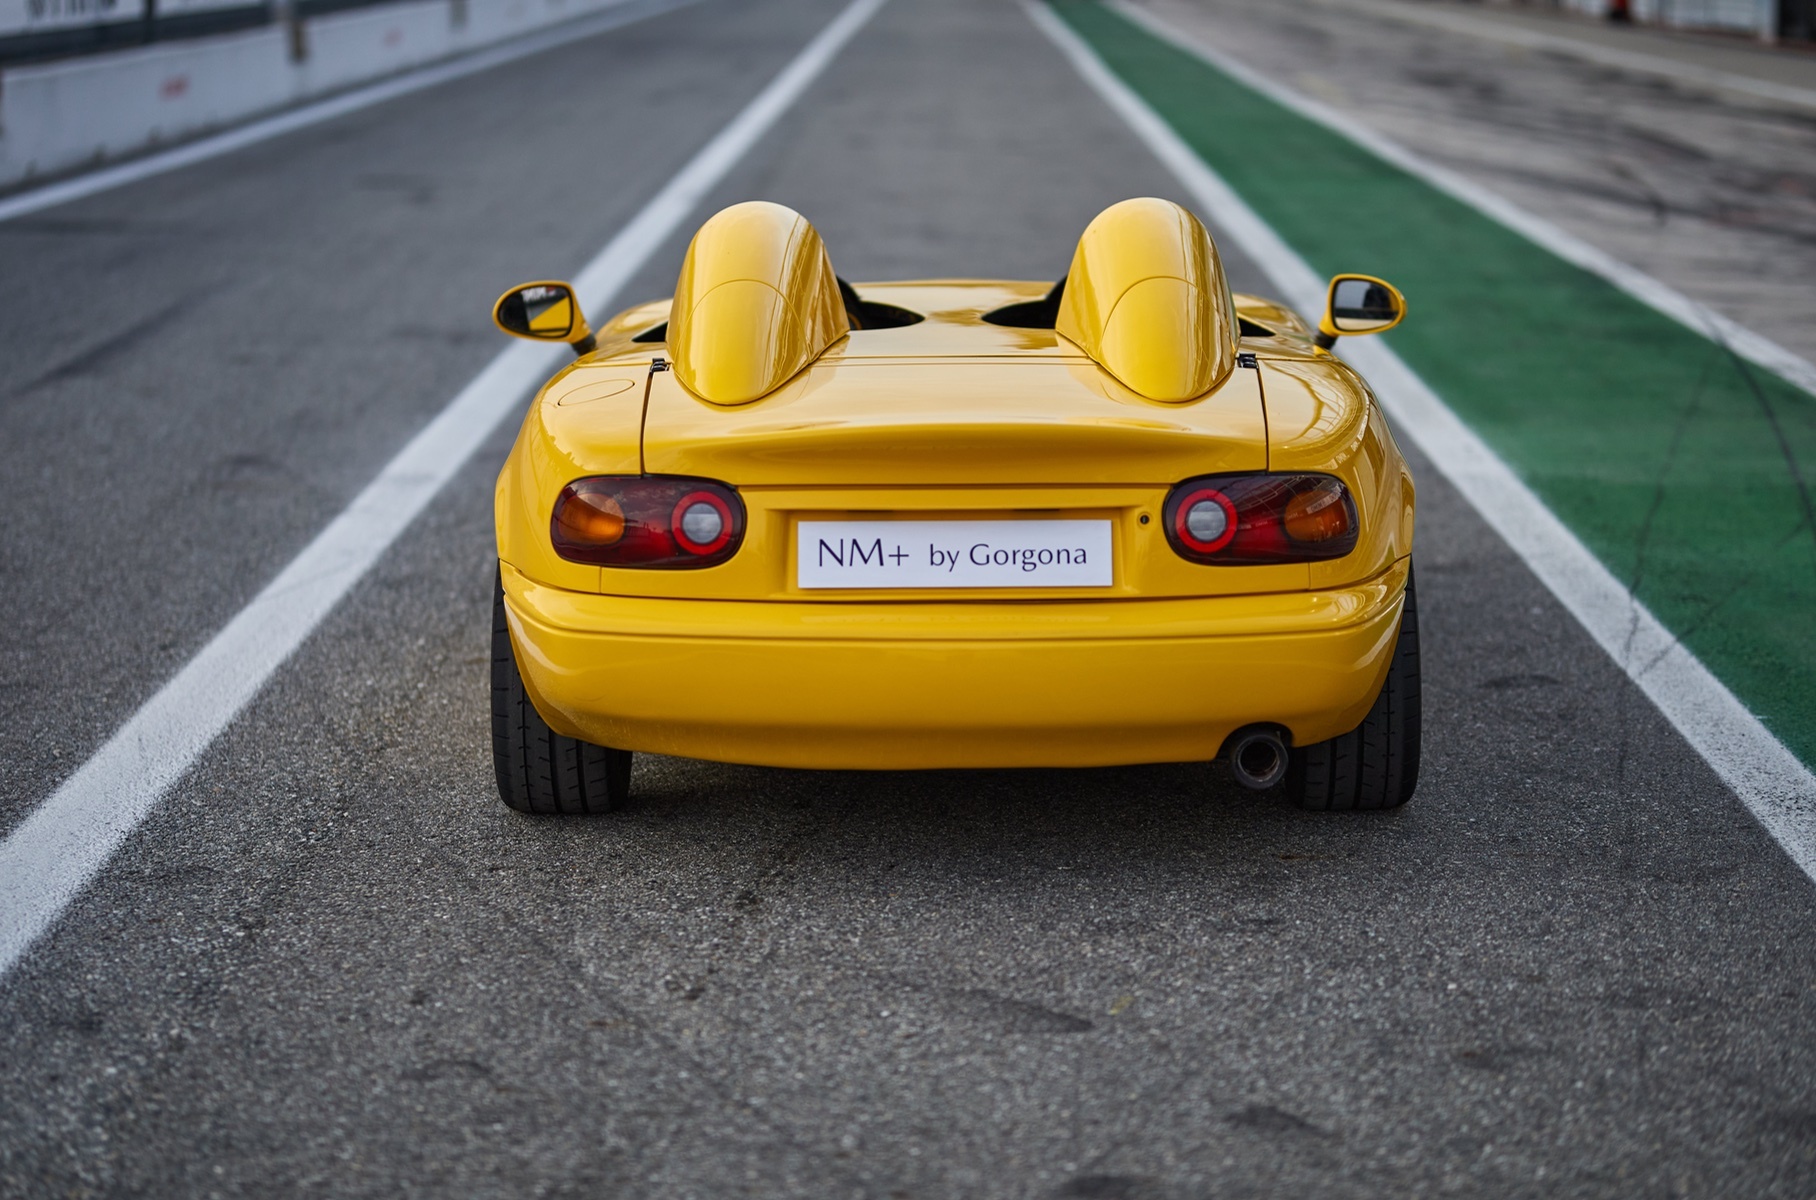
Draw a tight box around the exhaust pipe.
[1228,729,1288,791]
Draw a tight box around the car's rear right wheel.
[491,571,631,815]
[1286,564,1421,812]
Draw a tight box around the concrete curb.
[0,0,630,189]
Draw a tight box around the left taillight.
[1163,473,1359,564]
[551,476,745,568]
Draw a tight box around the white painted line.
[1026,0,1816,884]
[1108,0,1816,403]
[0,0,689,225]
[1320,0,1816,114]
[0,0,889,982]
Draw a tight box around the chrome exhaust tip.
[1228,729,1289,791]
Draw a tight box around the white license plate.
[797,520,1113,589]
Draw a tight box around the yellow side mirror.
[1315,274,1406,350]
[493,281,596,356]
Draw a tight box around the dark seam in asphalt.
[1606,160,1672,227]
[10,784,363,1174]
[1609,321,1816,687]
[1723,343,1816,584]
[872,970,1096,1033]
[1623,339,1719,610]
[1612,339,1718,798]
[1629,512,1814,683]
[429,832,877,1196]
[7,292,205,399]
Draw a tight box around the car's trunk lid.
[641,354,1267,486]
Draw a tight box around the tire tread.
[1287,566,1421,812]
[491,571,629,815]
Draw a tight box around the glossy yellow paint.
[1255,348,1415,590]
[493,289,1409,764]
[493,362,647,596]
[491,201,1416,770]
[495,282,1408,603]
[668,201,850,406]
[1054,197,1237,402]
[640,356,1268,487]
[502,558,1407,769]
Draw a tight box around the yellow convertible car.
[489,198,1417,815]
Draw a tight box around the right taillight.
[551,476,745,567]
[1163,474,1358,564]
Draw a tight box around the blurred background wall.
[0,0,636,187]
[2,0,1807,193]
[1550,0,1809,40]
[0,0,433,65]
[5,0,1806,70]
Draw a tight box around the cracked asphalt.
[1140,0,1816,364]
[2,0,1814,1196]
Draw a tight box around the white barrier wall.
[1,0,139,41]
[1560,0,1778,37]
[1644,0,1778,36]
[0,0,634,188]
[296,0,462,94]
[0,26,291,182]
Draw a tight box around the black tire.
[1286,564,1422,811]
[491,572,631,814]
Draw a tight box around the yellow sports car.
[489,198,1417,815]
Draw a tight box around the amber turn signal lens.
[555,491,625,546]
[1283,483,1352,544]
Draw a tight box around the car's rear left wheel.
[492,571,631,814]
[1286,564,1421,812]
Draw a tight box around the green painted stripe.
[1055,0,1816,768]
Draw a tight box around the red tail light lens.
[672,490,735,556]
[1173,488,1239,554]
[551,476,745,567]
[1163,474,1358,564]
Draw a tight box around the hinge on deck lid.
[650,356,670,373]
[1237,352,1259,369]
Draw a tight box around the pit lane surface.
[3,0,1815,1195]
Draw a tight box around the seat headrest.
[1055,198,1237,402]
[668,201,850,406]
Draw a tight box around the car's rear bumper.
[501,559,1409,770]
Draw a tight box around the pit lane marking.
[1106,0,1816,403]
[0,0,890,982]
[1029,0,1816,885]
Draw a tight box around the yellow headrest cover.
[1055,198,1237,403]
[668,201,850,406]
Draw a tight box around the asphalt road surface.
[1140,0,1816,366]
[3,0,1815,1196]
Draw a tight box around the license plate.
[797,520,1113,589]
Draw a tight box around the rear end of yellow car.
[488,200,1419,814]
